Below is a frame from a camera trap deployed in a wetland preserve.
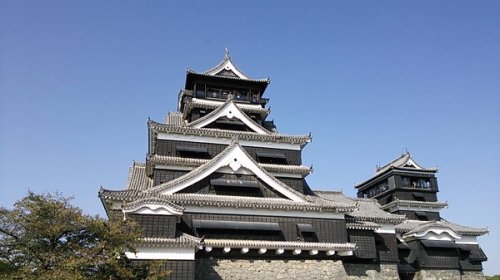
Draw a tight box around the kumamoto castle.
[98,52,488,280]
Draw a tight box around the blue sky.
[1,0,499,275]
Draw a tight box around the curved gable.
[147,141,306,202]
[187,100,269,134]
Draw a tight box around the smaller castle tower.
[355,153,488,279]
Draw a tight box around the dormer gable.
[146,140,307,202]
[375,152,435,175]
[203,49,252,80]
[187,99,270,134]
[184,50,270,96]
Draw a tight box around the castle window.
[297,223,318,242]
[210,178,263,197]
[365,180,389,198]
[415,211,429,221]
[193,220,283,241]
[234,89,249,101]
[176,146,210,159]
[412,193,426,202]
[221,88,232,99]
[401,177,431,189]
[207,87,221,99]
[195,83,206,98]
[256,152,288,164]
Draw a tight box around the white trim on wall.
[157,132,302,150]
[125,247,195,260]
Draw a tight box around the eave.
[182,98,270,118]
[149,120,311,146]
[149,155,312,177]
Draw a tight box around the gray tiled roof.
[183,98,270,117]
[186,53,269,83]
[149,120,311,145]
[381,199,448,211]
[313,191,357,205]
[187,69,270,83]
[149,155,311,176]
[346,221,381,231]
[395,219,488,236]
[348,198,406,223]
[138,233,202,248]
[99,190,357,213]
[165,112,184,126]
[203,239,356,251]
[125,163,153,191]
[315,191,406,224]
[374,152,437,176]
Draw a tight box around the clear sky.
[1,0,499,275]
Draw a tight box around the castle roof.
[149,155,311,177]
[381,199,448,211]
[184,51,270,95]
[149,120,311,145]
[375,152,438,176]
[203,238,356,251]
[146,140,308,201]
[186,98,270,134]
[186,50,270,83]
[100,142,356,213]
[181,95,270,117]
[137,233,202,248]
[125,162,153,191]
[355,152,438,189]
[395,219,488,237]
[99,190,357,213]
[315,191,406,224]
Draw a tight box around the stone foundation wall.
[343,262,399,280]
[414,269,485,280]
[460,271,485,280]
[195,258,399,280]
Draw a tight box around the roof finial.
[224,47,230,59]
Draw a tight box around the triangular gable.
[203,51,251,80]
[375,152,429,175]
[401,157,423,169]
[187,100,270,134]
[147,141,307,202]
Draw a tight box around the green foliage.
[486,275,500,280]
[0,192,169,280]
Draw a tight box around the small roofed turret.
[179,50,272,126]
[355,152,443,221]
[184,49,270,99]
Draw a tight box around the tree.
[0,192,169,280]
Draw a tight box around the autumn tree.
[0,192,168,280]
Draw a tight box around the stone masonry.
[195,259,399,280]
[414,269,485,280]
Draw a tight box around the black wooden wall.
[128,214,177,238]
[155,139,302,165]
[375,233,399,262]
[348,230,377,259]
[182,213,348,243]
[153,169,307,196]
